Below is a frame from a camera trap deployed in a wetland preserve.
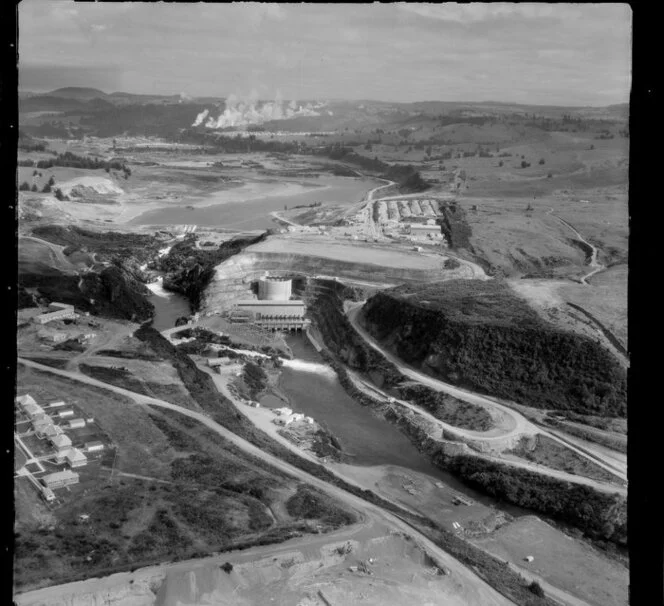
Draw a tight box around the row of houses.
[16,394,107,500]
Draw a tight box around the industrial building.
[67,418,86,429]
[85,441,105,453]
[42,469,79,490]
[258,276,293,300]
[405,223,443,237]
[233,301,308,331]
[34,303,76,325]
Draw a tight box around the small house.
[41,487,56,502]
[67,418,86,430]
[85,441,105,453]
[58,409,75,419]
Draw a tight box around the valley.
[15,84,628,606]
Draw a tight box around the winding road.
[17,357,516,606]
[547,211,604,284]
[345,303,627,490]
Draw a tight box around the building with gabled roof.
[42,470,79,489]
[22,402,45,419]
[41,424,64,439]
[16,394,37,408]
[61,448,87,468]
[50,434,72,451]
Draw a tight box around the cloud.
[18,2,632,105]
[397,3,582,23]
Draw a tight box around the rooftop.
[235,300,305,306]
[43,469,79,482]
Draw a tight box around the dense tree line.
[438,453,626,545]
[362,282,627,416]
[18,150,129,172]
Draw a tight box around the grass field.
[14,365,358,592]
[472,516,628,606]
[505,435,621,484]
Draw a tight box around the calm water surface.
[132,175,376,230]
[149,280,524,512]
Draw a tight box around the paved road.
[345,304,627,491]
[17,357,516,606]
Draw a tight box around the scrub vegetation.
[362,280,626,417]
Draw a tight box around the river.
[264,334,524,509]
[147,277,191,331]
[131,175,376,230]
[147,292,519,508]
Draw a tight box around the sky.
[18,2,632,106]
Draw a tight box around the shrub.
[538,158,545,165]
[19,181,30,191]
[529,581,545,597]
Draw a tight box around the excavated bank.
[201,249,474,312]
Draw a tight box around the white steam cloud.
[192,91,327,129]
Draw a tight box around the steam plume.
[192,92,326,129]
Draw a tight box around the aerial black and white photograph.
[13,2,632,605]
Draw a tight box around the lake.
[131,175,376,230]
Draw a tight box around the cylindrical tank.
[258,277,292,301]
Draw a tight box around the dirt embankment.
[200,248,471,313]
[361,281,626,418]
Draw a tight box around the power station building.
[230,276,309,331]
[258,277,293,300]
[233,301,308,331]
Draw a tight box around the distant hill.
[19,95,86,112]
[46,87,109,100]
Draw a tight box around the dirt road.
[16,357,516,606]
[547,212,604,284]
